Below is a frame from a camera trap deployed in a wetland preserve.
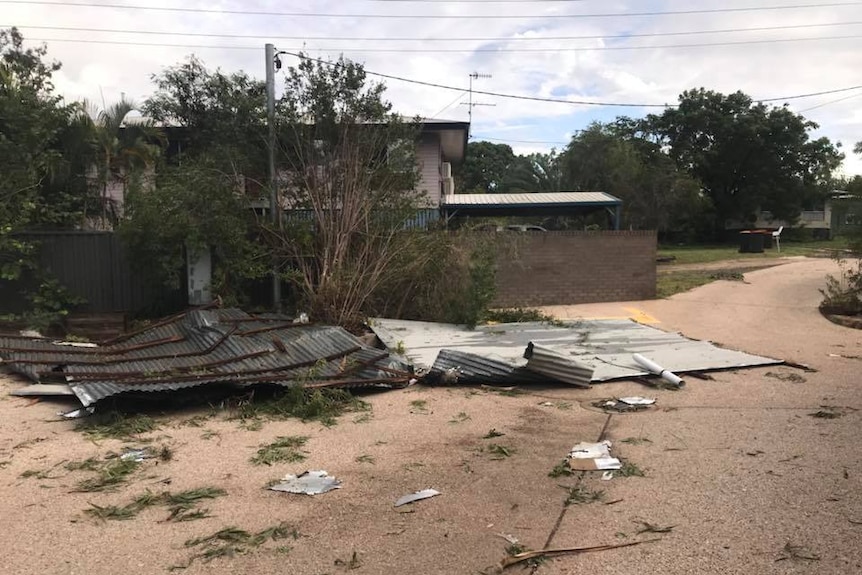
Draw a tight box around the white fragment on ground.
[568,440,622,471]
[269,470,342,495]
[618,397,657,406]
[394,488,441,507]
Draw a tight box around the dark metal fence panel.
[5,232,182,315]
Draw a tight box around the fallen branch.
[495,538,661,572]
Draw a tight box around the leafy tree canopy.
[646,88,843,226]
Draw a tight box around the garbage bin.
[739,231,752,253]
[739,230,765,253]
[760,231,773,249]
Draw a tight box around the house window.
[846,212,859,226]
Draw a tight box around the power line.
[797,91,862,112]
[282,51,862,107]
[759,84,862,102]
[3,1,859,20]
[477,136,570,144]
[429,91,467,119]
[11,21,862,43]
[16,37,862,109]
[24,34,862,54]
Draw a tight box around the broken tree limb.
[495,538,661,572]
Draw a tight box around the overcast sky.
[6,0,862,176]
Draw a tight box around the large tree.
[646,89,843,227]
[454,141,518,193]
[0,28,89,279]
[143,55,267,179]
[506,151,563,193]
[560,122,706,233]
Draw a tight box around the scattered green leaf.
[250,436,309,466]
[549,460,574,478]
[486,444,515,460]
[449,411,471,424]
[620,437,653,445]
[634,520,675,534]
[564,486,605,506]
[355,454,375,464]
[618,460,645,477]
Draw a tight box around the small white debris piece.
[568,441,623,471]
[496,533,520,545]
[20,330,43,338]
[618,397,657,406]
[52,341,99,348]
[270,470,342,495]
[120,448,151,462]
[394,488,441,507]
[601,471,615,481]
[570,440,613,459]
[538,401,554,407]
[293,312,309,324]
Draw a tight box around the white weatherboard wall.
[416,134,442,207]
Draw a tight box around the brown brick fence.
[492,230,657,307]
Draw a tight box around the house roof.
[442,191,622,209]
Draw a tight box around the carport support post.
[613,205,621,230]
[266,42,282,312]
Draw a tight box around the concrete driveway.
[0,257,859,575]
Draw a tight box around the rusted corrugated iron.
[0,308,412,407]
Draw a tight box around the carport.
[441,191,623,230]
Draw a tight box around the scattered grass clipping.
[76,412,159,441]
[618,460,646,477]
[483,428,505,439]
[172,522,299,570]
[84,487,227,522]
[250,436,309,466]
[634,520,675,534]
[564,486,605,506]
[229,387,370,429]
[73,459,141,492]
[449,411,471,424]
[549,459,574,478]
[486,444,515,460]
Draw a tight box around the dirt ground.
[1,258,860,575]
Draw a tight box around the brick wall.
[492,231,657,307]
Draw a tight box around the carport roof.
[442,191,621,209]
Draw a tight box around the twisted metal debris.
[0,308,412,408]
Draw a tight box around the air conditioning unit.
[441,162,452,179]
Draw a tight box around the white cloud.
[6,0,861,174]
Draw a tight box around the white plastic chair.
[772,226,783,252]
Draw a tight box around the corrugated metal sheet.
[429,349,547,386]
[369,318,782,384]
[1,309,412,407]
[442,192,621,207]
[523,343,593,387]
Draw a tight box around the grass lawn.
[657,238,849,265]
[656,268,756,298]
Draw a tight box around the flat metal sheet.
[10,384,76,397]
[369,318,782,382]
